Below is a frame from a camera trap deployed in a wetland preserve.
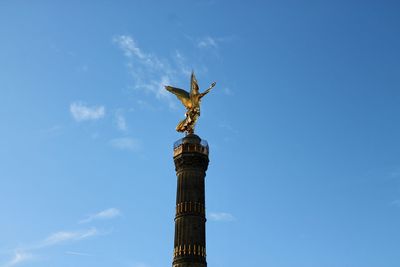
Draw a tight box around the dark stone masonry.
[172,134,209,267]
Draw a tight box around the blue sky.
[1,1,400,267]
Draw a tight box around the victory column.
[165,72,216,267]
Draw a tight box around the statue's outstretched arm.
[199,82,216,98]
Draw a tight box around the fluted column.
[172,134,209,267]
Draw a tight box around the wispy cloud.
[41,124,63,135]
[173,51,191,76]
[115,112,128,131]
[1,209,116,267]
[198,36,218,48]
[76,64,89,72]
[195,35,236,49]
[70,102,105,121]
[219,122,238,135]
[1,228,98,267]
[223,87,233,96]
[2,251,33,267]
[65,251,92,256]
[113,35,192,109]
[114,35,164,69]
[110,137,140,151]
[135,99,157,111]
[41,228,98,247]
[208,212,235,222]
[80,208,121,224]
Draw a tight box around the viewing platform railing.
[173,138,209,157]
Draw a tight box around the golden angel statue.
[165,72,216,134]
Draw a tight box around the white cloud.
[195,35,236,50]
[77,64,89,72]
[110,137,140,151]
[65,251,92,256]
[198,36,218,48]
[114,35,145,60]
[1,251,33,267]
[80,208,121,224]
[115,113,127,131]
[113,35,164,71]
[135,99,157,111]
[114,35,165,70]
[41,124,63,135]
[1,228,99,267]
[70,102,105,121]
[1,209,114,267]
[42,228,98,247]
[113,35,192,108]
[174,51,191,76]
[218,122,238,135]
[223,87,233,96]
[208,212,235,222]
[91,132,100,139]
[114,34,224,111]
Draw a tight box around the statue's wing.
[190,72,199,96]
[165,86,191,108]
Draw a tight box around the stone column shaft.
[172,134,209,267]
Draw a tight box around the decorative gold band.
[176,202,205,215]
[173,244,206,257]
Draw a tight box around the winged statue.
[165,72,216,134]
